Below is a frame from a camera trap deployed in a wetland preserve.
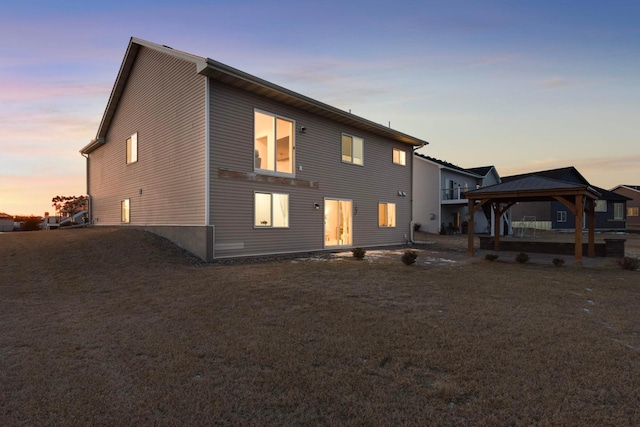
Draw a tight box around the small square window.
[342,134,363,165]
[393,149,406,166]
[378,203,396,227]
[126,132,138,164]
[121,199,130,223]
[557,211,567,223]
[595,200,607,212]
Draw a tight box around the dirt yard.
[1,228,639,425]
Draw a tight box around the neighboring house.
[0,214,13,232]
[611,185,640,231]
[412,153,505,235]
[507,167,630,231]
[80,38,428,261]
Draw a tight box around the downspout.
[205,77,211,226]
[410,144,424,244]
[81,152,91,225]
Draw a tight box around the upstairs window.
[121,199,130,223]
[255,192,289,228]
[342,134,363,165]
[126,132,138,164]
[254,110,294,175]
[378,202,396,227]
[393,149,406,166]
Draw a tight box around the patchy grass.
[1,228,640,425]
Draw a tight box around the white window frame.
[595,200,607,212]
[628,207,639,217]
[557,210,567,223]
[613,203,624,220]
[126,132,138,164]
[121,199,130,223]
[341,133,364,165]
[392,148,406,166]
[254,192,289,228]
[378,202,396,228]
[254,109,295,177]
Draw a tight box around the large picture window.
[126,132,138,164]
[378,203,396,227]
[254,110,294,175]
[342,134,363,165]
[255,192,289,228]
[121,199,130,223]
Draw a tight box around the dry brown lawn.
[1,228,639,426]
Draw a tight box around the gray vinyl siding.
[89,46,206,226]
[209,81,412,258]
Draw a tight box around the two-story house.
[611,185,640,231]
[80,38,428,261]
[412,154,505,235]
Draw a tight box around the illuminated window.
[393,149,406,166]
[595,200,607,212]
[628,207,639,217]
[254,110,294,175]
[255,192,289,228]
[378,203,396,227]
[614,203,624,220]
[126,132,138,164]
[342,134,363,165]
[557,211,567,223]
[121,199,130,223]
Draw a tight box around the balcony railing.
[441,187,467,201]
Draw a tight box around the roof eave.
[199,58,428,147]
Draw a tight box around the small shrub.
[485,254,499,262]
[552,258,565,267]
[401,249,418,265]
[515,252,529,264]
[413,223,421,232]
[617,256,640,271]
[351,247,366,260]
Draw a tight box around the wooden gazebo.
[463,176,601,265]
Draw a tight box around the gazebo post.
[574,195,583,265]
[493,202,501,251]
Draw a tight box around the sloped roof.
[82,37,428,154]
[502,166,590,186]
[466,166,494,176]
[414,153,482,178]
[593,186,632,201]
[464,175,600,203]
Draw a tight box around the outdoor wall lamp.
[314,202,320,210]
[300,126,307,133]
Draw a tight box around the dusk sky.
[1,0,638,216]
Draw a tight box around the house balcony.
[441,188,468,204]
